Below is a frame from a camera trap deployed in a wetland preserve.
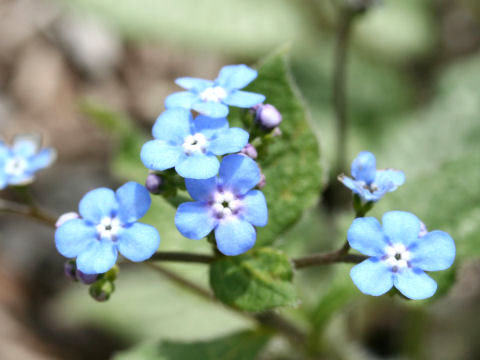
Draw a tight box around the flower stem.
[0,198,57,227]
[149,251,215,264]
[293,251,367,269]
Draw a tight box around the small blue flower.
[348,211,455,300]
[338,151,405,202]
[55,182,160,274]
[165,64,266,118]
[175,154,268,256]
[0,134,56,189]
[141,108,249,179]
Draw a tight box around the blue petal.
[218,154,260,195]
[350,258,394,296]
[185,177,217,201]
[175,202,217,239]
[394,268,437,300]
[192,101,229,118]
[347,217,387,256]
[241,190,268,227]
[224,91,265,108]
[215,218,256,256]
[192,115,228,138]
[175,77,213,92]
[216,64,257,90]
[165,91,199,110]
[141,140,184,171]
[7,174,34,186]
[382,211,421,247]
[175,153,219,179]
[410,230,455,271]
[374,169,405,191]
[55,219,96,257]
[117,223,160,261]
[208,128,249,156]
[152,108,192,143]
[116,182,151,224]
[12,134,40,157]
[76,240,118,274]
[28,148,56,171]
[351,151,376,184]
[79,188,118,223]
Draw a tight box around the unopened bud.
[254,104,282,129]
[89,278,115,302]
[240,143,258,159]
[272,127,282,137]
[257,173,266,189]
[64,260,77,281]
[56,212,80,228]
[145,173,164,194]
[76,270,99,285]
[419,222,428,238]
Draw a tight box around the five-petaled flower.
[0,134,56,190]
[141,108,249,179]
[165,64,266,118]
[338,151,405,202]
[55,182,160,274]
[175,154,268,256]
[348,211,455,300]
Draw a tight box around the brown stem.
[293,251,367,269]
[149,251,215,264]
[0,198,57,227]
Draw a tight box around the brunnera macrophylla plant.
[0,61,456,330]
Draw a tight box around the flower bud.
[254,104,282,129]
[257,173,266,189]
[145,173,164,194]
[56,212,80,228]
[240,144,258,159]
[419,222,428,238]
[64,260,77,281]
[89,278,115,302]
[76,270,99,285]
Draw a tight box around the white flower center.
[182,133,208,155]
[384,243,411,271]
[211,191,242,219]
[5,156,28,177]
[199,86,227,103]
[96,217,122,240]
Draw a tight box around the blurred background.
[1,0,480,359]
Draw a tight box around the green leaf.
[114,330,271,360]
[231,50,322,247]
[210,248,297,312]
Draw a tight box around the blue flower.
[0,134,56,189]
[175,154,268,256]
[141,108,249,179]
[338,151,405,202]
[348,211,455,300]
[55,182,160,274]
[165,64,266,118]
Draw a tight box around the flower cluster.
[340,152,455,299]
[0,134,56,189]
[53,63,271,277]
